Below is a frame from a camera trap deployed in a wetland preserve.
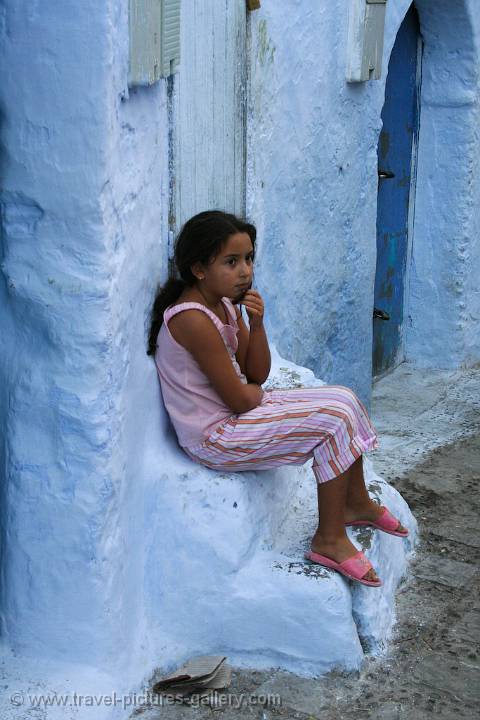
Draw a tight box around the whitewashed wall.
[0,1,128,667]
[247,0,480,405]
[403,0,480,367]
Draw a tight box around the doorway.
[169,0,247,240]
[373,3,422,377]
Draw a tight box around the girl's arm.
[246,323,271,384]
[168,310,263,414]
[235,307,271,384]
[235,290,271,384]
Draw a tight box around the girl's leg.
[343,456,408,533]
[310,459,380,584]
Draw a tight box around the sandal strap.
[340,551,373,578]
[378,506,402,532]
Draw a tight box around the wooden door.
[373,4,421,376]
[171,0,247,236]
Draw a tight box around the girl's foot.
[344,499,408,535]
[310,533,380,584]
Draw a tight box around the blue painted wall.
[404,0,480,367]
[0,0,478,691]
[248,0,480,396]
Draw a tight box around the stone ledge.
[142,345,418,682]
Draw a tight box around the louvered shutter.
[128,0,181,85]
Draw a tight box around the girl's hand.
[240,289,265,329]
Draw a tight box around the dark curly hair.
[147,209,256,356]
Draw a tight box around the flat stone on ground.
[413,555,478,589]
[412,652,480,705]
[252,673,332,716]
[447,609,480,645]
[368,702,434,720]
[430,521,480,549]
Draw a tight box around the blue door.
[373,4,421,376]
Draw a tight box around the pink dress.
[155,296,255,448]
[155,297,378,484]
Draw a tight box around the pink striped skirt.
[183,386,379,484]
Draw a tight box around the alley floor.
[133,362,480,720]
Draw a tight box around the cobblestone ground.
[133,366,480,720]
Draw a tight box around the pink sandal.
[345,505,409,537]
[304,549,382,587]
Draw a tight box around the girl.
[148,210,408,588]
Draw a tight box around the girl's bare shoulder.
[166,292,218,350]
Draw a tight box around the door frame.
[402,24,424,363]
[373,7,424,381]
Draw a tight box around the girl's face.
[193,232,254,303]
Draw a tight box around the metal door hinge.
[378,169,395,179]
[373,308,390,320]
